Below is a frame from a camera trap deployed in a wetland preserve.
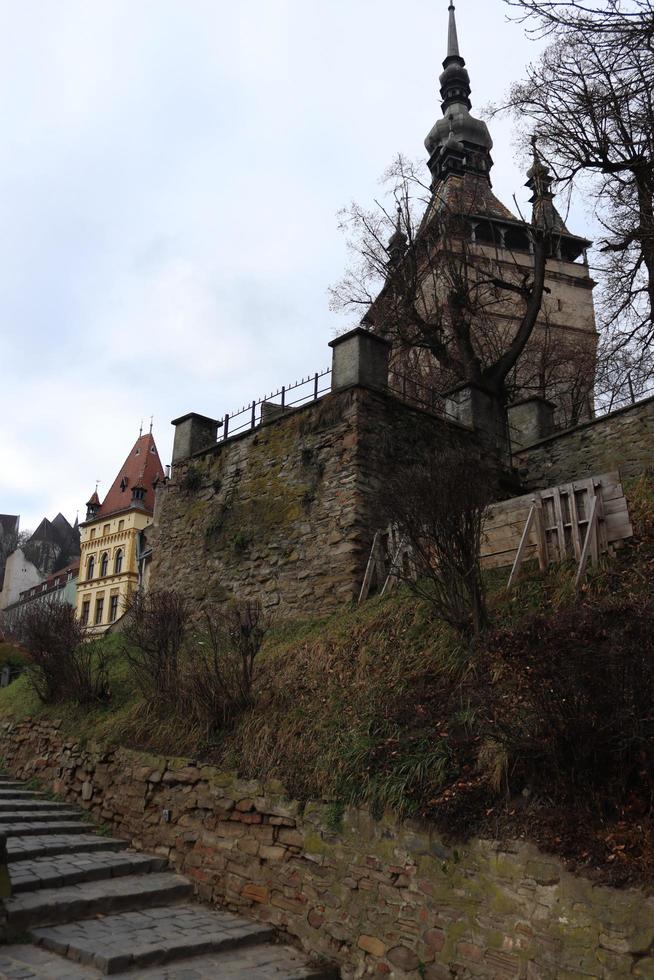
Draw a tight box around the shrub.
[381,447,495,638]
[185,599,269,731]
[19,601,108,705]
[485,601,654,809]
[121,590,190,710]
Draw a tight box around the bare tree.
[331,155,560,412]
[500,0,654,369]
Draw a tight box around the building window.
[118,520,124,531]
[114,549,123,574]
[81,601,90,625]
[100,552,109,577]
[95,597,104,625]
[109,595,119,622]
[103,524,110,535]
[87,555,95,580]
[90,528,96,540]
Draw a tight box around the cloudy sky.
[0,0,596,531]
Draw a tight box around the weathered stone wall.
[514,395,654,489]
[4,719,654,980]
[150,387,474,618]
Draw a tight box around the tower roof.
[87,432,165,522]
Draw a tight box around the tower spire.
[424,1,494,188]
[447,2,460,61]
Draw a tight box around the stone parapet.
[4,719,654,980]
[514,395,654,488]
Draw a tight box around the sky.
[0,0,596,531]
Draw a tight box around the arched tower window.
[100,553,109,577]
[114,549,123,574]
[87,555,95,580]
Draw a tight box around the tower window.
[110,595,119,622]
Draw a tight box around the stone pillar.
[507,397,556,451]
[329,327,392,393]
[171,413,221,464]
[445,382,509,455]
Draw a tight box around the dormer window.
[120,477,129,492]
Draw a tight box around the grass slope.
[1,477,653,885]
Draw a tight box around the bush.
[185,600,269,732]
[485,601,654,808]
[381,447,495,638]
[121,590,190,710]
[20,601,108,705]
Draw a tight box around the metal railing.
[219,368,332,441]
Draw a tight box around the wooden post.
[359,532,381,605]
[575,496,599,590]
[507,505,536,591]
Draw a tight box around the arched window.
[87,555,95,580]
[100,553,109,577]
[114,549,123,574]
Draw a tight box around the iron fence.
[219,368,332,441]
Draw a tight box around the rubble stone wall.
[4,719,654,980]
[514,395,654,489]
[150,386,473,618]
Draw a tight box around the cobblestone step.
[1,820,90,837]
[7,833,127,862]
[0,800,78,813]
[0,942,339,978]
[6,872,193,930]
[0,789,44,799]
[10,850,168,893]
[32,905,276,974]
[0,809,81,824]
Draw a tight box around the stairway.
[0,776,337,978]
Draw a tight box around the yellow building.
[76,432,164,634]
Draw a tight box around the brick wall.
[514,396,654,489]
[4,720,654,980]
[150,387,474,618]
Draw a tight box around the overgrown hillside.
[1,477,653,887]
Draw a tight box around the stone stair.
[0,775,338,978]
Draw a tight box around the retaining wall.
[150,386,474,619]
[3,720,654,980]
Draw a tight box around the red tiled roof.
[96,433,165,519]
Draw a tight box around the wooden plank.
[552,489,567,562]
[507,506,537,591]
[534,500,548,571]
[575,496,598,589]
[565,484,584,561]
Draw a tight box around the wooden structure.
[481,472,633,587]
[359,471,633,602]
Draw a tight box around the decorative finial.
[139,419,143,438]
[149,416,153,434]
[95,479,100,493]
[446,1,461,61]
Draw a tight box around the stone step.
[0,789,45,799]
[6,871,193,930]
[0,808,80,824]
[0,820,90,838]
[0,780,29,789]
[0,941,340,978]
[32,903,276,974]
[7,833,127,862]
[10,849,168,893]
[0,799,77,813]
